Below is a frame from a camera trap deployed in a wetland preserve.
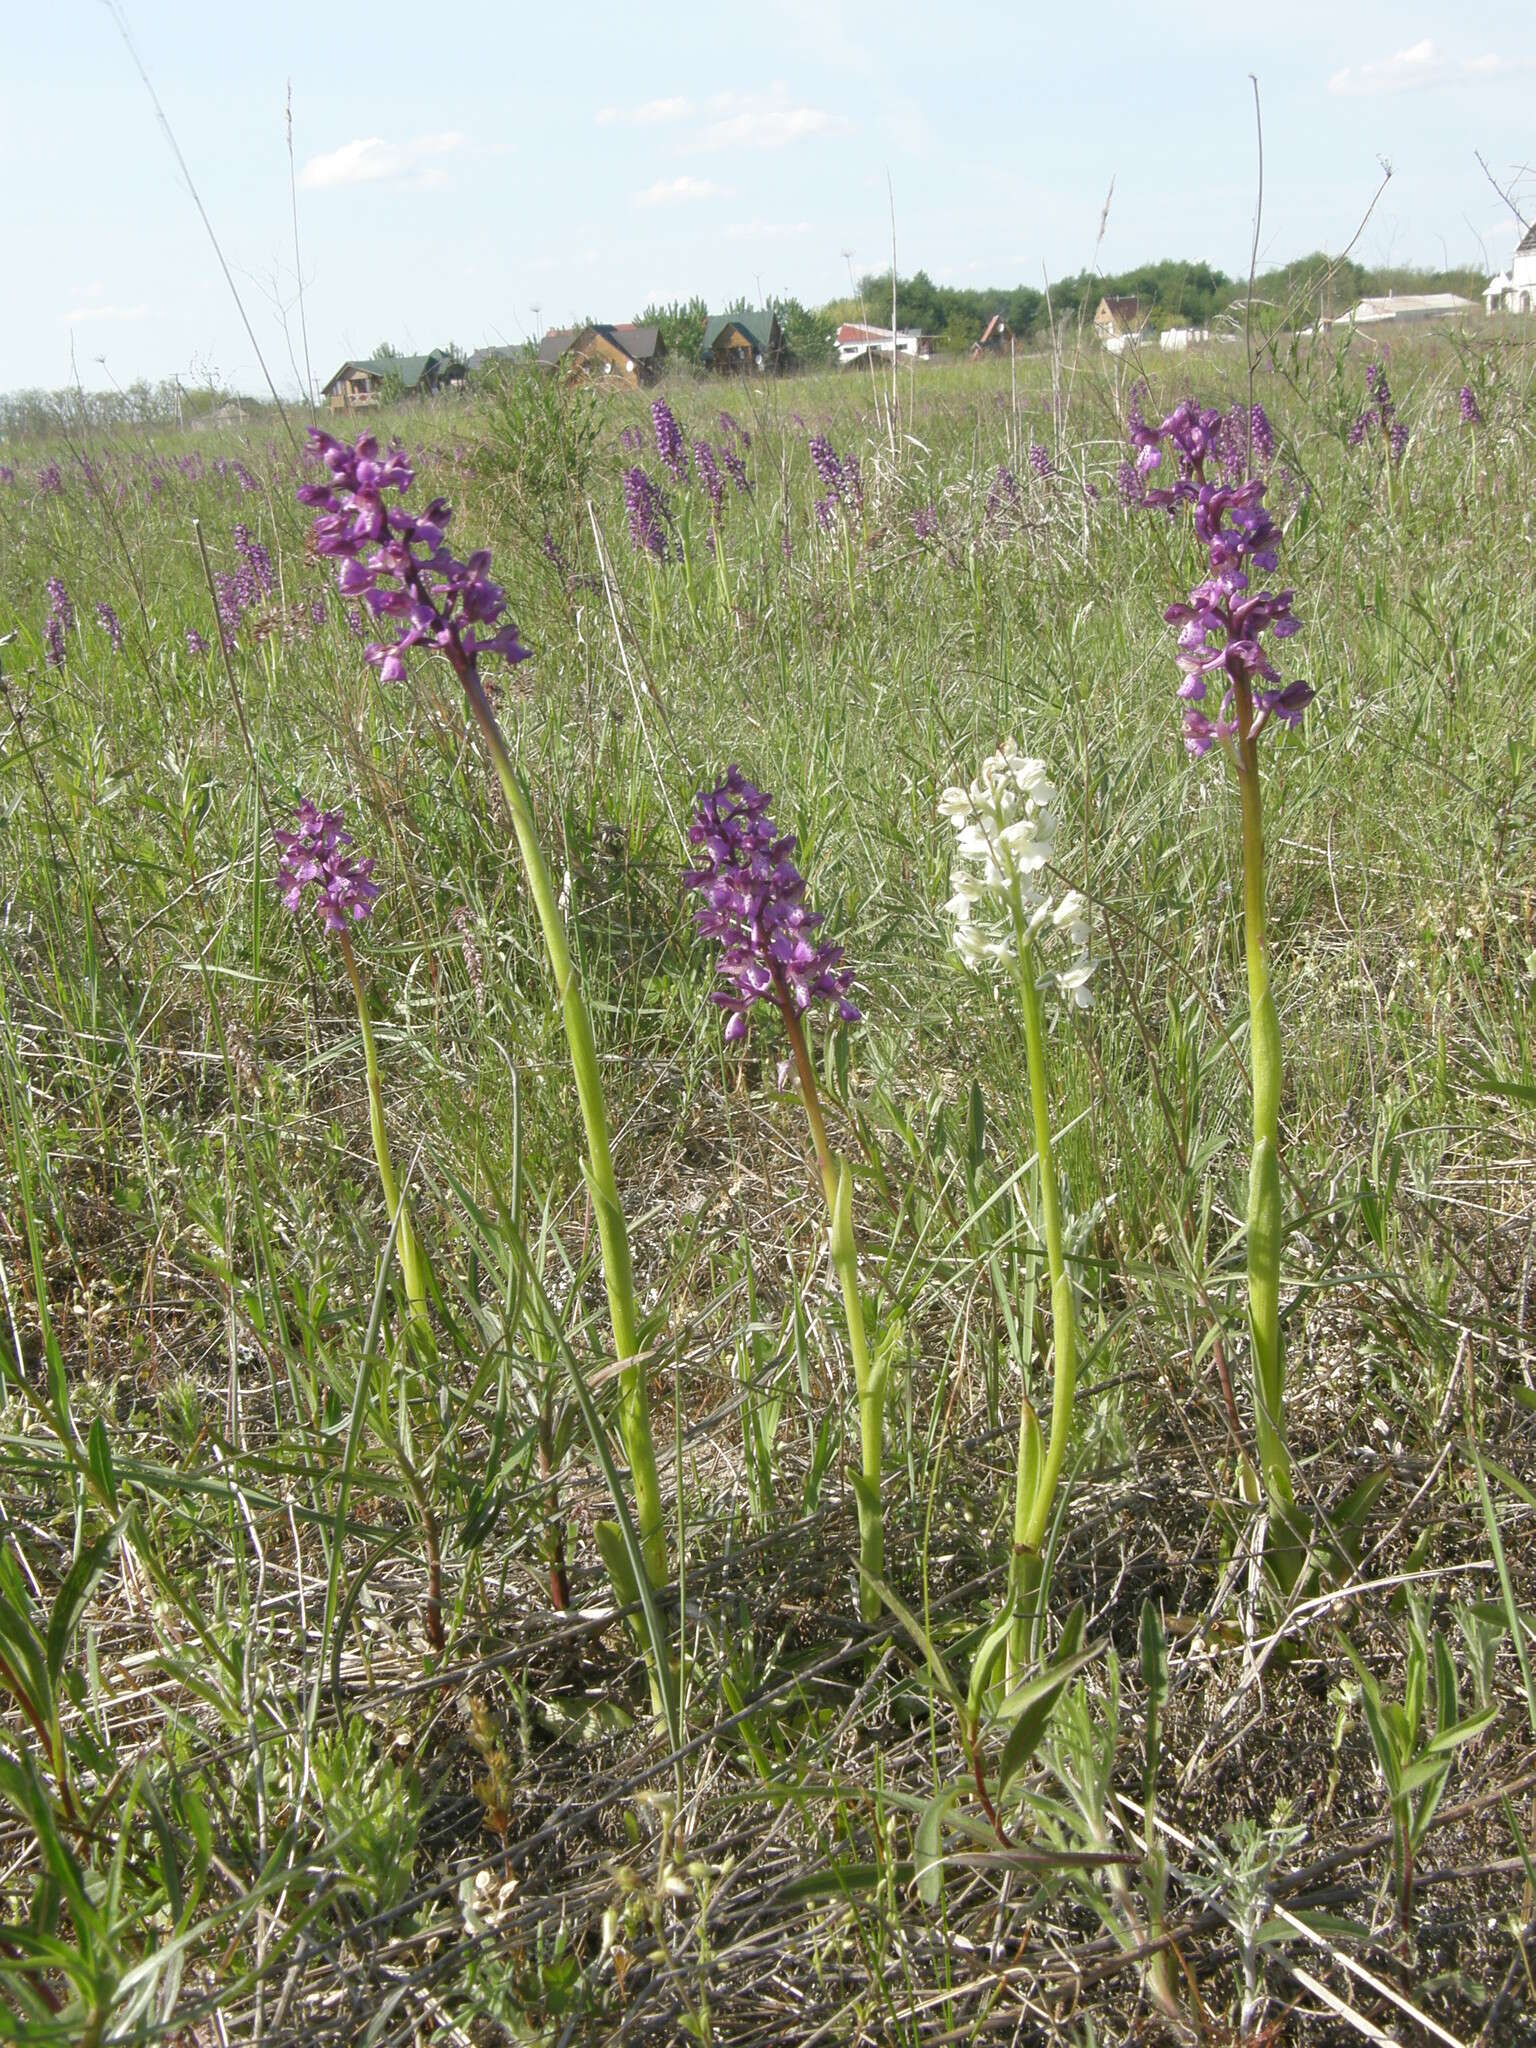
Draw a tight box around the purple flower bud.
[1028,443,1054,480]
[1458,384,1482,427]
[95,602,123,652]
[913,504,938,541]
[185,628,208,658]
[683,766,859,1040]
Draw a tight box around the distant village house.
[323,350,466,411]
[537,324,665,384]
[1093,296,1148,354]
[1484,222,1536,314]
[466,345,525,377]
[700,309,786,373]
[835,321,935,367]
[970,313,1009,358]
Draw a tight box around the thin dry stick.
[584,497,687,842]
[1246,74,1263,468]
[1474,148,1530,230]
[887,170,899,458]
[285,83,316,412]
[192,520,271,823]
[106,0,298,449]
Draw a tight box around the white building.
[1485,221,1536,313]
[1158,326,1211,352]
[835,322,935,367]
[1332,292,1475,330]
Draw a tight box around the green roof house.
[699,308,786,374]
[322,348,467,411]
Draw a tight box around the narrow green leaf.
[863,1576,962,1708]
[965,1601,1018,1723]
[914,1787,958,1906]
[1473,1451,1536,1737]
[1139,1598,1168,1810]
[86,1416,118,1514]
[46,1522,122,1690]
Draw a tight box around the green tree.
[639,297,709,364]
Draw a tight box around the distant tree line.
[650,253,1487,365]
[2,251,1493,428]
[0,377,255,441]
[838,255,1484,350]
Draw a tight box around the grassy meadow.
[2,325,1535,2043]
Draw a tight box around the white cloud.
[634,175,729,208]
[1327,39,1514,97]
[724,218,812,240]
[299,132,467,190]
[692,88,848,150]
[59,303,151,324]
[597,96,693,126]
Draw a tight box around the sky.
[6,1,1535,396]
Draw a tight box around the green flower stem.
[781,1002,884,1622]
[1009,932,1078,1568]
[338,930,429,1331]
[455,658,667,1589]
[1236,708,1293,1509]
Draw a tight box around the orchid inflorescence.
[1348,362,1408,462]
[43,577,73,670]
[686,763,882,1618]
[939,745,1095,1005]
[986,464,1022,525]
[300,431,530,687]
[1165,481,1312,757]
[651,397,689,484]
[809,433,863,528]
[274,799,382,933]
[623,465,672,560]
[1128,394,1275,507]
[684,767,860,1041]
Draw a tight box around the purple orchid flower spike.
[1164,477,1312,757]
[299,430,531,690]
[652,397,689,483]
[273,799,382,934]
[683,767,859,1044]
[623,465,671,559]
